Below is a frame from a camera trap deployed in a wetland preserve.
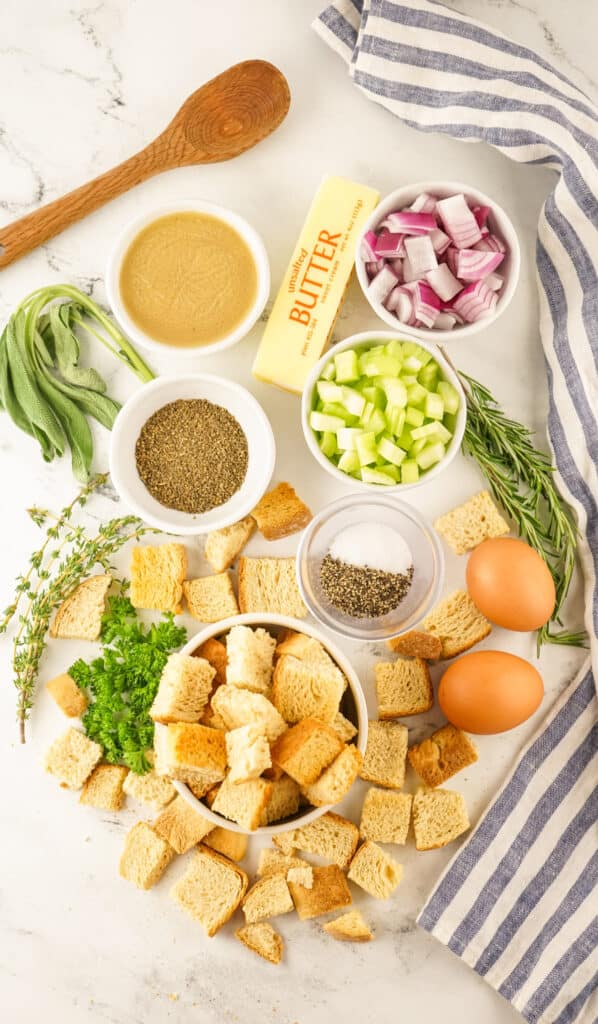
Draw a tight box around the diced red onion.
[412,281,441,328]
[374,232,406,258]
[395,287,416,325]
[445,247,459,275]
[368,265,399,304]
[426,263,463,302]
[473,234,506,253]
[433,311,458,330]
[452,280,498,322]
[430,228,451,255]
[436,193,483,249]
[455,248,504,281]
[389,257,404,280]
[401,257,420,284]
[404,235,438,276]
[409,192,437,215]
[365,259,386,278]
[472,205,490,229]
[360,230,379,262]
[483,271,504,291]
[383,210,437,236]
[385,285,403,312]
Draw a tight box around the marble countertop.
[0,2,594,1022]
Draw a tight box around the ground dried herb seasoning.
[135,399,248,513]
[320,554,414,618]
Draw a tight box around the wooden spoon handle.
[0,145,166,269]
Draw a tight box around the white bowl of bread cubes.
[152,613,368,836]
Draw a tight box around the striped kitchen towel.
[314,3,598,1022]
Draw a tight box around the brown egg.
[466,537,556,631]
[438,650,544,734]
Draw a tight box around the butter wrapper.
[252,176,379,394]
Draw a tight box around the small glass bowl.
[296,493,444,642]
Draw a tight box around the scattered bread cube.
[45,727,103,789]
[183,573,239,623]
[252,482,312,540]
[271,718,344,785]
[288,811,359,869]
[331,711,358,743]
[275,632,328,660]
[212,775,273,831]
[130,543,186,614]
[271,655,345,724]
[360,721,408,790]
[421,590,492,658]
[434,490,509,554]
[408,724,478,788]
[359,789,412,845]
[119,822,175,890]
[203,827,248,862]
[235,922,283,964]
[153,722,227,790]
[49,574,112,640]
[226,725,272,784]
[348,841,403,899]
[122,756,176,811]
[170,846,248,936]
[288,864,351,920]
[271,832,299,856]
[386,630,442,660]
[80,764,128,811]
[211,686,287,742]
[323,910,373,943]
[205,515,256,573]
[412,788,470,850]
[193,637,228,688]
[301,745,363,808]
[375,658,433,718]
[260,775,302,825]
[153,794,213,854]
[257,849,307,877]
[287,865,313,889]
[242,873,294,924]
[46,672,88,718]
[226,624,276,694]
[150,653,215,725]
[238,557,307,617]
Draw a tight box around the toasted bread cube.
[193,637,228,688]
[170,846,248,936]
[130,544,186,614]
[80,764,128,810]
[270,833,298,857]
[331,711,358,744]
[301,746,362,808]
[421,590,492,659]
[257,849,306,877]
[237,557,307,617]
[203,827,248,862]
[271,655,345,725]
[242,873,294,924]
[288,864,351,920]
[154,722,227,790]
[122,755,176,810]
[212,775,273,831]
[46,672,88,718]
[360,720,408,790]
[252,482,312,540]
[211,686,287,742]
[205,515,256,573]
[183,573,239,623]
[49,574,111,640]
[323,910,373,942]
[348,841,403,899]
[275,632,327,659]
[150,653,215,725]
[412,788,470,850]
[235,922,283,964]
[153,794,213,854]
[408,724,478,788]
[386,630,442,660]
[375,658,433,718]
[119,822,175,890]
[260,775,302,825]
[287,865,313,889]
[271,718,344,785]
[360,788,412,844]
[226,725,272,784]
[434,490,509,555]
[226,625,276,694]
[289,811,359,869]
[45,728,103,789]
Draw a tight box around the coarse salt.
[328,524,413,575]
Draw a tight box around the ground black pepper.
[135,398,248,513]
[320,554,414,618]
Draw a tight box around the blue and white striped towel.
[314,3,598,1022]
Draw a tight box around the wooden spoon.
[0,60,290,269]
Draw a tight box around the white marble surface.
[0,1,594,1022]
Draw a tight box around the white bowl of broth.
[106,199,270,356]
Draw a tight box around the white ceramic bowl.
[109,374,275,535]
[355,181,521,341]
[301,330,467,492]
[170,613,369,835]
[106,198,270,357]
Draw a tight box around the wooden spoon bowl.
[0,60,290,269]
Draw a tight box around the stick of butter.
[252,176,379,393]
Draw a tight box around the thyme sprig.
[447,363,587,652]
[0,474,158,742]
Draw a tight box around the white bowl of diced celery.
[301,332,466,490]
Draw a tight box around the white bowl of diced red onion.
[355,182,521,340]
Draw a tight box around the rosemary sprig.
[0,475,158,742]
[444,359,587,651]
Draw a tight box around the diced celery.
[384,339,404,361]
[341,387,366,418]
[378,436,407,466]
[338,449,360,474]
[361,466,397,485]
[416,442,446,469]
[385,404,405,436]
[355,431,378,466]
[397,427,414,451]
[432,422,453,445]
[410,422,442,441]
[337,427,364,450]
[317,380,344,403]
[405,405,425,428]
[319,431,337,458]
[406,383,428,408]
[403,354,424,372]
[425,392,444,421]
[310,411,346,432]
[410,438,427,456]
[444,411,458,433]
[400,374,418,386]
[401,341,433,367]
[418,362,440,390]
[380,377,407,408]
[437,380,460,415]
[319,359,336,381]
[377,463,400,482]
[334,349,360,383]
[360,401,374,423]
[400,460,420,483]
[360,354,402,377]
[321,402,355,423]
[361,408,386,435]
[361,385,386,409]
